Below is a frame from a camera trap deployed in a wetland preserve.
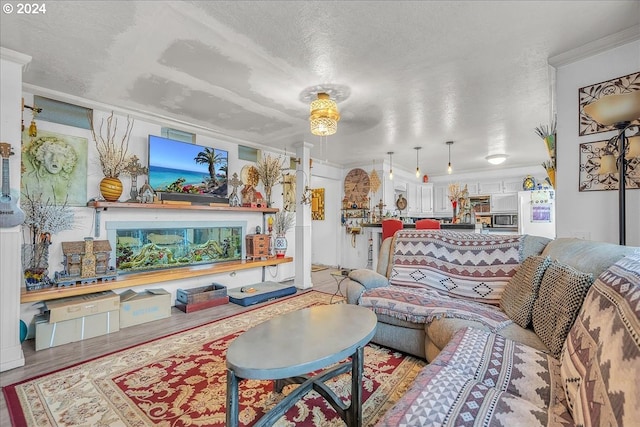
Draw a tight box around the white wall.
[555,39,640,245]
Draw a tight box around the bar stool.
[382,218,404,240]
[415,219,441,229]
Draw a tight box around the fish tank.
[106,221,245,273]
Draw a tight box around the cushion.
[501,256,551,328]
[561,253,640,427]
[532,261,594,358]
[348,269,389,289]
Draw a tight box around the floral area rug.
[4,291,426,426]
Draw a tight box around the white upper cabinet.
[490,193,518,212]
[420,184,434,214]
[503,179,523,193]
[478,181,503,194]
[460,181,480,196]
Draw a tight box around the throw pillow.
[348,269,389,289]
[560,253,640,426]
[532,261,594,358]
[500,255,551,328]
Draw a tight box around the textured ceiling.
[1,1,638,176]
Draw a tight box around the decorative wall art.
[282,173,296,212]
[579,72,640,136]
[579,140,640,191]
[311,188,325,220]
[21,130,88,206]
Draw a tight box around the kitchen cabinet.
[434,184,452,215]
[490,193,518,212]
[478,181,503,194]
[406,182,434,214]
[420,184,434,214]
[503,179,523,193]
[460,181,480,196]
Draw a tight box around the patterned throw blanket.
[389,230,525,305]
[360,286,513,332]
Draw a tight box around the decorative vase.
[274,234,287,258]
[451,200,458,223]
[546,169,556,188]
[100,176,123,202]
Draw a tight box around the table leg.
[348,345,364,427]
[226,369,239,427]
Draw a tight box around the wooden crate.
[176,283,227,305]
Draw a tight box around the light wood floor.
[0,267,344,427]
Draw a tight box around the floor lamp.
[584,91,640,245]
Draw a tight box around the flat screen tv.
[148,135,228,199]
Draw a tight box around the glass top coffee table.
[226,304,377,427]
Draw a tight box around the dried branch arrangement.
[273,210,295,234]
[89,111,134,177]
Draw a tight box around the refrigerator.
[517,190,556,239]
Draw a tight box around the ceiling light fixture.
[583,91,640,246]
[414,147,422,178]
[485,154,508,165]
[309,93,340,136]
[446,141,454,174]
[387,151,394,180]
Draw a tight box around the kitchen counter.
[362,223,476,230]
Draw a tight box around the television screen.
[148,135,228,198]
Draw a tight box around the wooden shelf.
[87,201,279,213]
[20,257,293,303]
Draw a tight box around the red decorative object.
[422,174,429,183]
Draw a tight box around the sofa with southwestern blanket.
[345,230,639,426]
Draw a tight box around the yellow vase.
[546,169,556,189]
[100,176,123,202]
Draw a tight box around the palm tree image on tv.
[195,147,224,191]
[147,136,228,197]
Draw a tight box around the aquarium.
[106,221,245,273]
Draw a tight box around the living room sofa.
[345,230,639,426]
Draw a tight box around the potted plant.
[21,188,74,290]
[89,111,134,201]
[255,154,284,207]
[272,211,295,258]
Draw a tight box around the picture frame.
[578,71,640,136]
[579,140,640,191]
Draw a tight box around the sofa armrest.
[345,269,390,305]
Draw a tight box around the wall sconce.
[446,141,454,174]
[583,90,640,245]
[387,151,394,180]
[22,98,42,137]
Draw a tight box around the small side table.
[330,269,352,304]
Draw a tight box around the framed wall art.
[311,188,325,220]
[21,129,88,205]
[579,140,640,191]
[579,71,640,136]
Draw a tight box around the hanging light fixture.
[387,151,394,180]
[309,93,340,136]
[414,147,422,178]
[446,141,454,174]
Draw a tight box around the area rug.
[4,291,426,427]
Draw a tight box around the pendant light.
[446,141,454,174]
[387,151,394,180]
[309,93,340,136]
[414,147,422,178]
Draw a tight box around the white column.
[1,48,31,372]
[294,141,313,289]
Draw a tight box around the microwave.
[492,214,517,227]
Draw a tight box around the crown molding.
[0,47,32,66]
[549,25,640,67]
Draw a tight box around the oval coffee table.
[226,303,377,427]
